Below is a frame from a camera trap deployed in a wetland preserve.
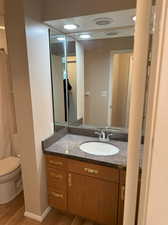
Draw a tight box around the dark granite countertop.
[43,133,143,169]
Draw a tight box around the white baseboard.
[24,207,51,222]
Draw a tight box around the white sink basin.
[80,141,120,156]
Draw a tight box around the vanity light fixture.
[64,24,78,30]
[57,37,65,41]
[79,34,91,39]
[0,26,5,30]
[132,16,136,22]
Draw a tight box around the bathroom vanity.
[44,5,145,224]
[45,154,124,225]
[43,133,142,225]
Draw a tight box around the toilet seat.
[0,157,20,177]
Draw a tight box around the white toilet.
[0,156,22,204]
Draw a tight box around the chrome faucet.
[95,129,105,141]
[95,128,113,142]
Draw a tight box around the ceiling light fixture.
[57,37,65,41]
[132,16,136,22]
[0,26,5,30]
[79,34,91,39]
[64,24,78,30]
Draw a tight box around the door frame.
[123,0,153,224]
[107,49,133,127]
[137,0,168,224]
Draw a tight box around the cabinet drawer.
[46,155,67,170]
[68,159,119,183]
[47,168,67,190]
[48,188,67,211]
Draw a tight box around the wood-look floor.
[0,193,96,225]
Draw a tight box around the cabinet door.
[68,173,118,225]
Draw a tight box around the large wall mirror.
[48,8,151,131]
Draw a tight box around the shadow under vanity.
[42,128,142,225]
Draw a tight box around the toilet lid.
[0,157,20,176]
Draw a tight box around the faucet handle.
[107,133,113,140]
[95,129,106,141]
[94,131,101,138]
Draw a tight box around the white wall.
[6,0,41,214]
[24,1,54,213]
[6,0,54,216]
[76,41,84,120]
[51,55,65,123]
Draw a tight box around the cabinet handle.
[84,167,99,174]
[68,173,72,187]
[49,160,63,166]
[49,172,63,179]
[51,192,63,199]
[121,185,125,201]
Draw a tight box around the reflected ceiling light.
[64,24,78,30]
[79,34,91,39]
[0,26,5,30]
[57,37,65,41]
[132,16,136,22]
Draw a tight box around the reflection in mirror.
[64,11,135,129]
[49,31,68,125]
[66,34,134,129]
[66,36,84,126]
[48,8,152,130]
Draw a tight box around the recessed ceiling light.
[79,34,91,39]
[64,24,78,30]
[0,26,5,30]
[94,17,113,26]
[57,37,65,41]
[132,16,136,22]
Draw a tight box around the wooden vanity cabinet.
[68,173,118,225]
[46,155,68,211]
[45,154,126,225]
[68,159,119,225]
